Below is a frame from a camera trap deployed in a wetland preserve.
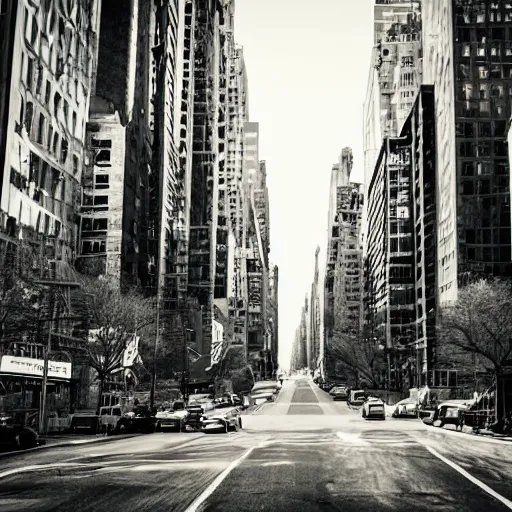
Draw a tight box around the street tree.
[437,278,512,420]
[0,240,45,357]
[80,276,156,412]
[330,320,386,389]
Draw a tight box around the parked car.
[201,408,242,434]
[331,386,349,401]
[422,400,472,430]
[392,398,418,419]
[347,390,366,407]
[188,395,215,413]
[155,400,189,432]
[0,414,45,451]
[362,397,386,420]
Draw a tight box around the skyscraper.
[423,0,512,305]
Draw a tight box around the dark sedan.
[0,414,45,451]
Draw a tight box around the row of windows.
[457,62,512,81]
[465,227,511,245]
[456,27,511,42]
[457,42,512,58]
[465,246,511,263]
[459,140,508,157]
[460,176,510,195]
[457,82,510,101]
[456,119,508,138]
[461,160,509,176]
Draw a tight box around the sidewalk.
[0,432,142,459]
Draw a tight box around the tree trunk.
[496,367,505,423]
[96,376,105,416]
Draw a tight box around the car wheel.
[116,422,127,435]
[362,409,366,418]
[180,421,186,433]
[155,422,161,432]
[239,418,243,430]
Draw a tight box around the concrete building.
[77,0,188,291]
[291,296,309,372]
[0,0,101,417]
[1,0,100,263]
[188,0,224,363]
[226,45,249,348]
[363,1,421,247]
[245,151,273,378]
[423,0,512,305]
[308,247,322,374]
[323,148,359,378]
[365,86,437,390]
[268,264,279,372]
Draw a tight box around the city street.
[0,377,511,511]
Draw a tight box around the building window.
[94,174,109,189]
[72,155,79,174]
[91,138,112,167]
[81,217,108,232]
[24,102,33,132]
[60,139,68,163]
[37,113,44,144]
[93,195,108,206]
[63,100,69,127]
[433,370,457,388]
[26,57,34,88]
[44,80,51,104]
[52,132,59,154]
[81,240,107,255]
[53,92,62,116]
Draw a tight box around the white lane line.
[185,442,265,512]
[425,445,512,510]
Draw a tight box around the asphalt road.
[1,377,511,511]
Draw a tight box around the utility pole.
[39,287,54,436]
[149,292,160,410]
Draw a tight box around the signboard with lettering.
[0,356,72,380]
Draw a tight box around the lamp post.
[34,279,81,435]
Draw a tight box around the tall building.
[308,247,322,374]
[1,1,100,264]
[363,1,421,246]
[77,0,166,286]
[188,0,224,360]
[244,141,273,377]
[226,45,249,349]
[0,0,101,417]
[292,296,309,371]
[268,264,279,373]
[423,0,512,305]
[365,86,437,389]
[323,148,355,377]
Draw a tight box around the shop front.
[0,355,72,429]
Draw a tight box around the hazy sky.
[235,0,373,369]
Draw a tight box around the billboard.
[0,355,72,380]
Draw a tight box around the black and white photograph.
[0,0,512,510]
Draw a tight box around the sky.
[235,0,374,369]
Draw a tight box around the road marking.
[0,463,90,480]
[336,432,370,446]
[425,445,512,510]
[185,441,266,512]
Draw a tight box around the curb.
[419,421,512,444]
[0,433,142,459]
